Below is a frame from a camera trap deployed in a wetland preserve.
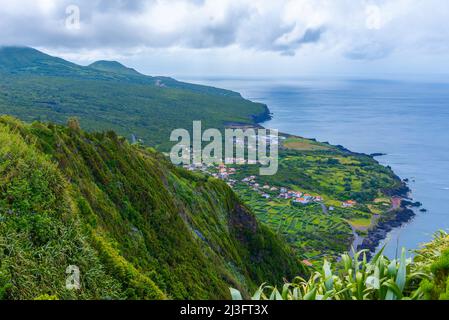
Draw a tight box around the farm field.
[220,135,402,261]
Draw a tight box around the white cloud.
[0,0,448,76]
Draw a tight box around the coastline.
[355,194,416,257]
[252,104,273,123]
[249,104,417,259]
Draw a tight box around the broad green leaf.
[282,283,291,300]
[292,287,300,300]
[323,260,334,291]
[269,288,283,301]
[387,260,398,278]
[341,254,352,272]
[303,287,317,300]
[230,288,243,300]
[396,248,407,292]
[366,276,380,290]
[384,281,403,300]
[251,284,266,300]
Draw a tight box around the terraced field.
[235,184,354,260]
[227,135,402,261]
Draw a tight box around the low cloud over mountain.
[1,0,448,75]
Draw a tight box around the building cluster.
[342,200,357,208]
[183,163,357,209]
[240,176,324,204]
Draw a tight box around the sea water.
[184,77,449,258]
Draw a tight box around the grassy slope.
[0,46,412,294]
[0,116,302,300]
[0,47,269,151]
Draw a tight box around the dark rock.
[383,183,411,198]
[370,153,387,157]
[401,200,422,208]
[356,208,416,255]
[252,104,272,123]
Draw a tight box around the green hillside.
[0,116,301,300]
[89,60,142,76]
[0,47,270,150]
[2,46,440,301]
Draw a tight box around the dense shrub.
[0,117,301,300]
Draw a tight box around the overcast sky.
[1,0,449,78]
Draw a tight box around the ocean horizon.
[183,76,449,258]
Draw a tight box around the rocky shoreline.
[225,104,272,130]
[249,102,418,259]
[357,206,416,255]
[355,184,418,257]
[252,104,273,123]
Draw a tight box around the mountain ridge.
[88,60,142,76]
[0,46,270,150]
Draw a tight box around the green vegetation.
[0,47,270,151]
[233,187,353,260]
[414,231,449,300]
[227,135,403,260]
[0,46,401,262]
[264,139,401,202]
[283,136,330,151]
[0,116,302,300]
[232,232,449,300]
[0,47,430,300]
[88,60,142,76]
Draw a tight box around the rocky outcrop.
[357,206,416,256]
[252,104,273,123]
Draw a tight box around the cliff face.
[0,116,301,300]
[251,104,273,123]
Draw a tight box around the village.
[183,162,358,209]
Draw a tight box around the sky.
[1,0,449,78]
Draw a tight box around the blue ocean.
[185,77,449,257]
